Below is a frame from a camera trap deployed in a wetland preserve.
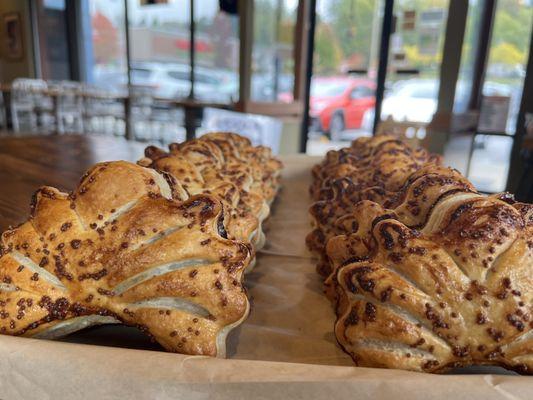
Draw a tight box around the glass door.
[87,0,128,91]
[465,0,532,193]
[381,0,449,126]
[306,0,383,155]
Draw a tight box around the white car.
[381,79,438,123]
[130,62,238,102]
[380,79,514,124]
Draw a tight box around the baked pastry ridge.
[139,132,283,254]
[309,135,533,374]
[334,195,532,373]
[0,161,251,357]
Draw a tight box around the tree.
[490,42,526,65]
[314,23,343,74]
[491,0,532,63]
[253,0,277,48]
[326,0,375,67]
[403,44,441,69]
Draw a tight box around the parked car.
[92,67,128,93]
[308,76,376,139]
[113,62,239,102]
[381,78,514,124]
[381,79,438,123]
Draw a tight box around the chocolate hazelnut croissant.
[200,132,283,204]
[308,141,445,277]
[310,136,440,200]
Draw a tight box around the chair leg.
[11,106,20,132]
[77,113,84,134]
[57,113,64,134]
[28,111,35,132]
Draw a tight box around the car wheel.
[329,112,345,141]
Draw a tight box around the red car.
[309,77,376,138]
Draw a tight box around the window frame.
[235,0,311,118]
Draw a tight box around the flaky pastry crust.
[308,135,532,374]
[0,161,251,357]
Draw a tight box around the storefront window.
[381,0,449,125]
[251,0,298,102]
[126,0,190,98]
[86,0,237,102]
[453,0,483,114]
[194,0,240,103]
[36,0,71,80]
[466,0,532,193]
[482,0,532,134]
[307,0,381,154]
[88,0,128,91]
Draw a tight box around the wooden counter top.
[0,134,145,231]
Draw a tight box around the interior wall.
[0,0,35,82]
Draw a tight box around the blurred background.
[0,0,532,198]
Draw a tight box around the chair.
[82,85,125,137]
[128,87,185,145]
[145,99,186,146]
[129,85,155,142]
[48,80,84,134]
[0,90,7,130]
[150,103,186,145]
[11,78,55,133]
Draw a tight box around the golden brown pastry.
[0,161,251,357]
[308,137,442,258]
[334,194,532,374]
[319,164,476,303]
[138,132,283,253]
[174,133,282,205]
[310,135,441,200]
[309,136,532,374]
[140,148,265,249]
[200,132,283,204]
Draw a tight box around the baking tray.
[0,155,531,400]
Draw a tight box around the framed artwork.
[3,12,23,60]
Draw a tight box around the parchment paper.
[0,155,531,400]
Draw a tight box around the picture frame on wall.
[3,12,23,60]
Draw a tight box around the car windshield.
[195,73,220,85]
[167,70,190,81]
[131,68,152,81]
[311,81,348,97]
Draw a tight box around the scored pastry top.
[141,147,263,247]
[309,134,532,375]
[0,161,251,357]
[307,138,445,277]
[139,132,283,250]
[334,195,532,373]
[310,135,441,199]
